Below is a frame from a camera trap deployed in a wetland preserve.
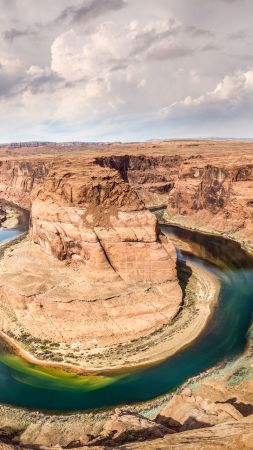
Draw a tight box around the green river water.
[0,225,252,412]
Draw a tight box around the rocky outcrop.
[92,145,253,242]
[88,409,174,446]
[29,158,178,284]
[0,399,251,450]
[156,388,243,432]
[105,416,253,450]
[0,159,48,209]
[0,155,182,354]
[95,154,181,207]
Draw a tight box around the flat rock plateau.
[0,140,253,449]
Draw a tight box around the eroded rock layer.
[29,158,176,284]
[92,141,253,242]
[0,154,182,354]
[166,158,253,241]
[0,141,253,448]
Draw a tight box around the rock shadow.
[176,258,192,300]
[218,397,253,417]
[156,414,211,433]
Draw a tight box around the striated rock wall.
[29,158,177,284]
[95,154,181,207]
[166,160,253,240]
[94,144,253,242]
[0,159,49,209]
[96,141,253,240]
[0,154,182,350]
[1,142,253,244]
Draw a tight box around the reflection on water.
[161,224,253,269]
[0,225,253,411]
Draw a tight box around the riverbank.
[160,210,253,258]
[0,219,252,448]
[0,200,30,231]
[0,234,219,375]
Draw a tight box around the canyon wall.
[0,154,182,349]
[95,144,253,242]
[0,159,49,209]
[166,160,253,240]
[95,154,181,207]
[29,158,177,284]
[1,141,253,252]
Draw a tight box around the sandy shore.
[76,259,220,372]
[161,211,253,255]
[0,206,220,375]
[0,257,220,375]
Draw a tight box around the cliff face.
[0,159,48,209]
[94,145,253,241]
[2,143,253,244]
[95,154,181,207]
[167,160,253,240]
[30,158,177,284]
[0,154,182,350]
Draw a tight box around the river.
[0,224,252,412]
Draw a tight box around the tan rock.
[156,392,243,432]
[89,408,174,446]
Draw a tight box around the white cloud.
[49,19,184,117]
[161,69,253,118]
[0,0,253,141]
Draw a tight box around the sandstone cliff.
[2,141,253,245]
[0,154,182,355]
[0,141,253,449]
[30,158,177,285]
[166,159,253,241]
[93,142,253,242]
[0,159,49,209]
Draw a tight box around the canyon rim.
[1,0,253,448]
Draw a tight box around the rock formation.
[93,141,253,242]
[0,140,253,449]
[0,154,182,355]
[88,409,174,446]
[0,400,252,450]
[1,140,253,243]
[0,159,48,209]
[166,158,253,241]
[30,158,177,284]
[156,388,243,432]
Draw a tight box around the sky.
[0,0,253,142]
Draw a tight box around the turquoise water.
[0,226,253,412]
[0,228,21,243]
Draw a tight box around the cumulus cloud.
[161,69,253,118]
[50,19,184,85]
[0,0,253,141]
